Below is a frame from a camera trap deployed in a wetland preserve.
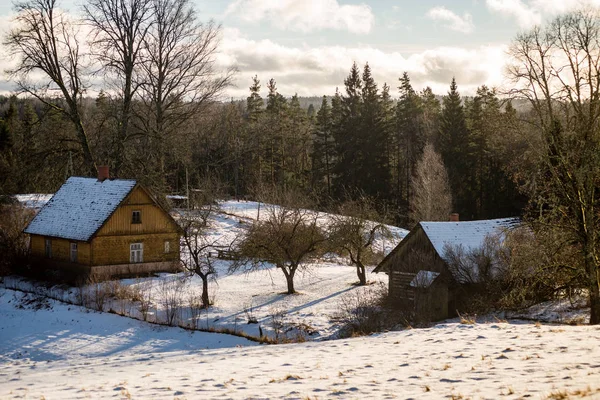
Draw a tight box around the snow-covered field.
[11,198,406,341]
[5,197,598,398]
[2,288,599,399]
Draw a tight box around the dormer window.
[132,210,141,224]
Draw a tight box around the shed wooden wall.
[386,227,448,297]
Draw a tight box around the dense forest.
[0,0,598,322]
[0,66,528,226]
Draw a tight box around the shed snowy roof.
[24,177,137,241]
[420,218,518,260]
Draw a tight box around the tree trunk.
[584,238,600,324]
[356,262,367,286]
[71,113,97,177]
[201,275,210,308]
[281,266,296,294]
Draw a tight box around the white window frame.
[130,242,143,263]
[70,242,78,263]
[45,238,52,258]
[164,240,170,253]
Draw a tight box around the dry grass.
[545,386,600,399]
[458,312,477,325]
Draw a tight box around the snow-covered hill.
[1,288,599,399]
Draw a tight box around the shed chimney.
[449,213,459,222]
[97,165,109,182]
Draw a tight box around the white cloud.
[485,0,541,27]
[426,6,475,34]
[218,28,508,98]
[224,0,374,34]
[486,0,600,28]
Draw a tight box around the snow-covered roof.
[420,218,518,260]
[24,177,137,241]
[409,270,440,288]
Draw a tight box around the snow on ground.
[219,200,409,255]
[1,287,599,399]
[0,289,256,365]
[14,194,53,210]
[508,296,590,325]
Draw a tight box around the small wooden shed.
[374,218,518,321]
[24,169,182,281]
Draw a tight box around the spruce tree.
[396,72,423,215]
[334,62,362,196]
[246,75,263,122]
[312,96,333,196]
[360,63,389,198]
[438,78,473,219]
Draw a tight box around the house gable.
[95,186,181,237]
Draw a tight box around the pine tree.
[334,62,362,195]
[438,78,473,219]
[360,63,389,198]
[246,75,263,122]
[396,72,423,215]
[312,96,333,196]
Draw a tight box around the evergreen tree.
[246,75,263,122]
[334,62,362,195]
[360,63,389,198]
[396,72,423,216]
[438,78,473,219]
[312,96,333,196]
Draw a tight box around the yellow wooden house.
[24,169,182,280]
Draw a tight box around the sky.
[1,0,600,99]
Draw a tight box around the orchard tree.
[234,198,326,294]
[330,196,391,285]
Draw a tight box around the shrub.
[335,282,401,337]
[0,204,34,276]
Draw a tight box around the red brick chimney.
[450,213,459,222]
[97,165,109,182]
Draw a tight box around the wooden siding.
[90,261,180,280]
[95,186,179,237]
[384,226,454,321]
[30,235,91,266]
[385,228,448,276]
[90,232,179,266]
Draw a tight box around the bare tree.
[409,142,452,225]
[330,197,391,285]
[83,0,151,176]
[5,0,97,176]
[178,204,219,308]
[233,201,326,294]
[138,0,235,175]
[506,9,600,324]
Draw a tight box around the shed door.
[130,243,143,263]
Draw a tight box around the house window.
[70,243,78,263]
[164,240,170,253]
[130,243,143,263]
[132,210,142,224]
[45,239,52,258]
